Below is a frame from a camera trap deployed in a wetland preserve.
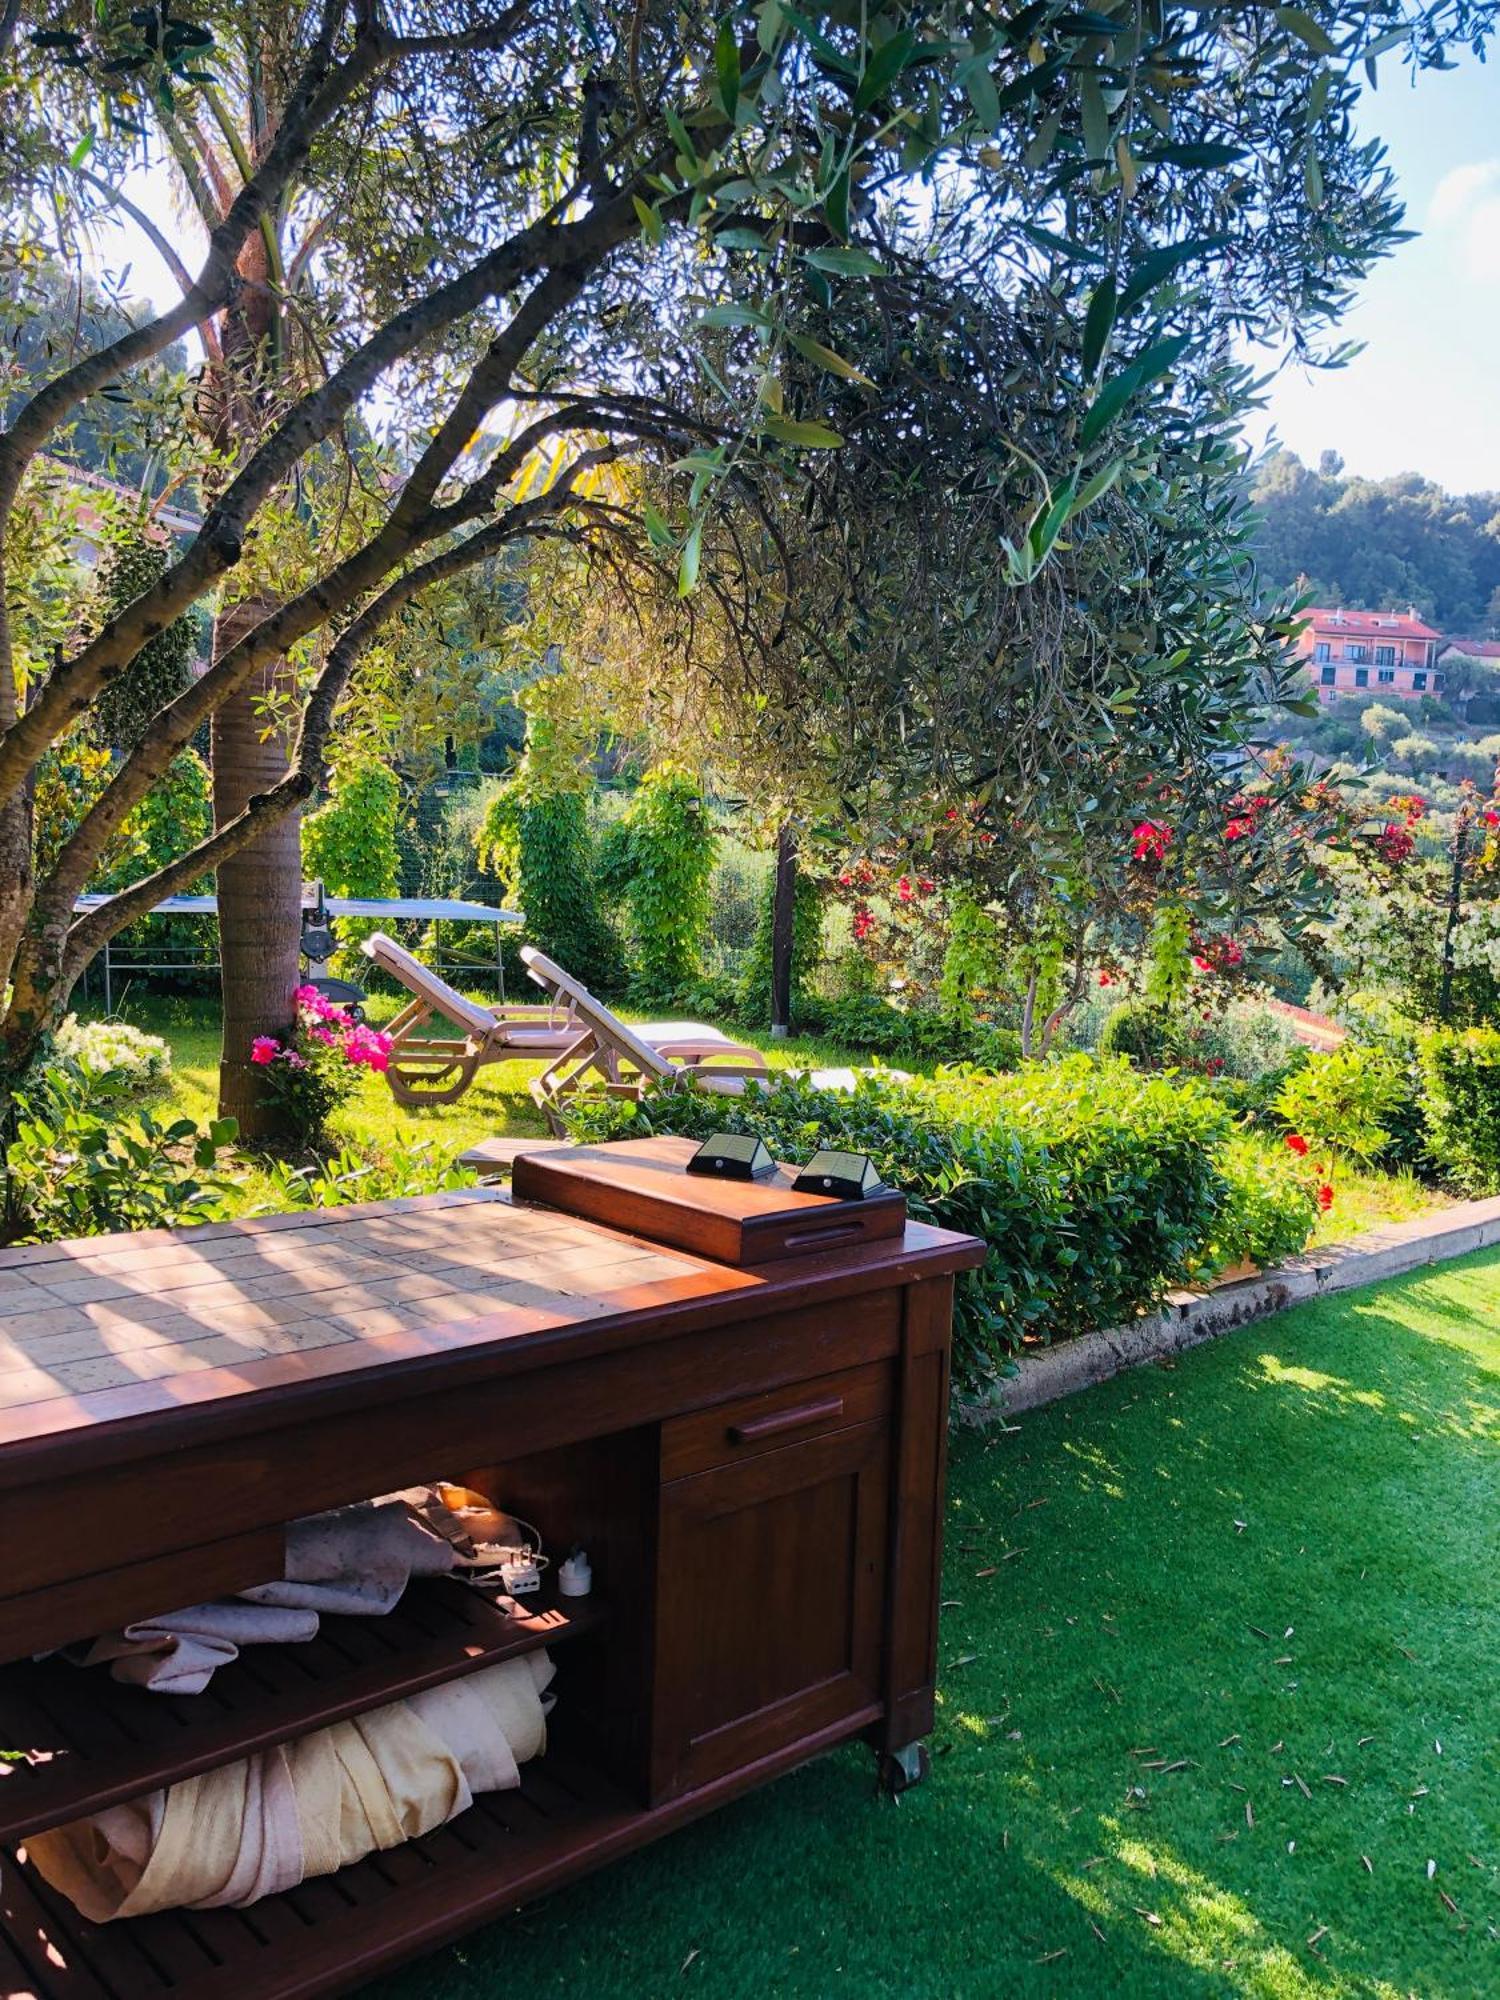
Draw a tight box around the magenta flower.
[250,1036,280,1065]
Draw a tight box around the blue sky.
[1253,47,1498,493]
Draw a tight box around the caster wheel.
[880,1742,930,1794]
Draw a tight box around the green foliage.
[1205,1136,1323,1272]
[1252,449,1500,632]
[479,788,624,992]
[560,1055,1290,1391]
[810,993,1020,1072]
[52,1016,170,1090]
[606,764,719,1002]
[938,894,1005,1028]
[303,757,402,974]
[1417,1027,1500,1193]
[91,534,198,753]
[738,860,824,1025]
[5,1060,235,1241]
[1273,1042,1404,1161]
[253,1140,478,1211]
[1099,1000,1179,1066]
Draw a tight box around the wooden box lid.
[511,1136,906,1267]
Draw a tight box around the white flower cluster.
[54,1015,172,1088]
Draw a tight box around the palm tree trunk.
[211,598,303,1139]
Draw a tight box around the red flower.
[1375,823,1415,865]
[1224,817,1254,842]
[852,905,876,942]
[1192,954,1212,974]
[1485,810,1499,828]
[1317,1183,1334,1211]
[918,878,935,894]
[1098,971,1113,988]
[1284,1133,1309,1157]
[1131,820,1173,864]
[896,876,914,902]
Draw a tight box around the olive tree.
[0,0,1493,1132]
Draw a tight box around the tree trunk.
[770,820,797,1039]
[211,599,303,1140]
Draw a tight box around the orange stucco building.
[1295,607,1445,705]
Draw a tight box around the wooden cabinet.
[652,1381,890,1799]
[0,1139,983,2000]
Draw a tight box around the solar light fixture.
[791,1150,885,1201]
[685,1133,776,1181]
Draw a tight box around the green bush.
[562,1055,1288,1391]
[253,1139,477,1211]
[1273,1043,1403,1162]
[810,994,1021,1071]
[5,1060,236,1242]
[604,763,719,1003]
[303,757,402,977]
[1098,1000,1181,1066]
[1201,1137,1322,1273]
[1417,1027,1500,1193]
[479,788,624,992]
[1334,994,1429,1171]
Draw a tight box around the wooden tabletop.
[0,1187,983,1464]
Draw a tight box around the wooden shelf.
[0,1577,601,1844]
[0,1711,874,2000]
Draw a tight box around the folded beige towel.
[25,1652,553,1920]
[64,1499,456,1694]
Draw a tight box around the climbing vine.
[477,680,623,990]
[739,861,824,1026]
[603,763,718,1004]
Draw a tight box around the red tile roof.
[1304,607,1442,641]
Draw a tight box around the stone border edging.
[961,1193,1500,1423]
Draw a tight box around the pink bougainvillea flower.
[1317,1183,1334,1211]
[250,1037,280,1065]
[1284,1133,1309,1157]
[293,984,321,1005]
[281,1050,308,1069]
[1485,809,1500,828]
[1376,822,1415,865]
[1192,954,1212,974]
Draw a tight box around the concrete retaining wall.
[962,1194,1500,1424]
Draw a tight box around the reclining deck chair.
[520,945,869,1133]
[362,932,767,1108]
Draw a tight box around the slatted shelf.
[1,1742,639,2000]
[0,1578,601,1844]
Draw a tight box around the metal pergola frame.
[72,892,525,1014]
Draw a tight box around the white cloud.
[1425,161,1500,284]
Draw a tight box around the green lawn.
[363,1252,1500,2000]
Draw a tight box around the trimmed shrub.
[1417,1027,1500,1193]
[1099,1000,1180,1066]
[1273,1042,1404,1162]
[562,1056,1289,1392]
[1203,1137,1322,1273]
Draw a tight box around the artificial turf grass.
[364,1249,1500,2000]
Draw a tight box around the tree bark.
[770,820,797,1038]
[211,599,303,1140]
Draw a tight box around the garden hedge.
[563,1056,1316,1394]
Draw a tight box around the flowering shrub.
[53,1016,171,1091]
[250,987,392,1148]
[1273,1043,1403,1164]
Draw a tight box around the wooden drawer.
[660,1361,891,1481]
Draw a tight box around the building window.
[1354,668,1369,688]
[1348,644,1369,663]
[1320,665,1336,686]
[1412,671,1427,691]
[1314,642,1331,662]
[1377,668,1395,684]
[1375,645,1396,666]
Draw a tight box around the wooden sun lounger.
[362,933,767,1108]
[520,945,876,1133]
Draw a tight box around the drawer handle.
[727,1395,845,1445]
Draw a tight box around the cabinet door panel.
[651,1419,888,1800]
